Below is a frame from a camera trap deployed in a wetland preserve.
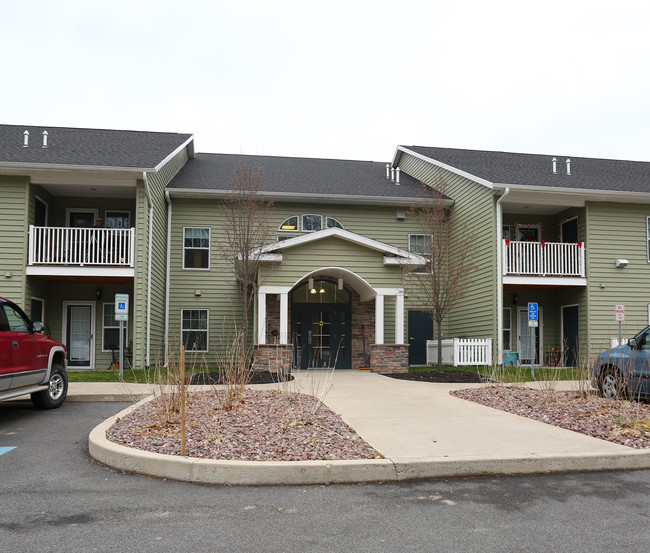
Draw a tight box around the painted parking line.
[0,447,16,456]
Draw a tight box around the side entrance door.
[408,310,433,365]
[518,306,542,366]
[64,303,94,369]
[292,303,351,369]
[562,305,579,367]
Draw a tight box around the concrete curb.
[89,397,650,486]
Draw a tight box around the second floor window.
[409,234,432,274]
[184,227,210,269]
[302,214,322,232]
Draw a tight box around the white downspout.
[143,172,153,369]
[496,187,510,365]
[164,190,172,367]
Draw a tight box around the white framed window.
[105,211,131,229]
[326,217,344,229]
[183,227,210,269]
[516,223,542,242]
[503,307,512,351]
[409,234,432,274]
[302,214,322,232]
[279,216,299,231]
[181,309,208,352]
[102,303,128,352]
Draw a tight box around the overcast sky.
[3,0,649,162]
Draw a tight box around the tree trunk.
[437,320,443,370]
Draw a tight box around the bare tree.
[407,178,478,369]
[219,161,275,369]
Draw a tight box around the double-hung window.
[183,227,210,269]
[409,234,432,273]
[103,303,128,352]
[182,309,208,352]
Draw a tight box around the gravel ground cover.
[451,386,650,449]
[107,389,381,461]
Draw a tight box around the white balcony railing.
[503,240,585,277]
[28,225,135,267]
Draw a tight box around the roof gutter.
[165,188,454,207]
[495,187,510,365]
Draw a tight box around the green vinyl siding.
[168,197,425,362]
[0,176,29,304]
[397,152,497,342]
[133,146,190,368]
[585,201,650,357]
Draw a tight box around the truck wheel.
[31,363,68,409]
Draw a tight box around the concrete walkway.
[81,371,650,485]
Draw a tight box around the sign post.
[114,294,129,379]
[528,302,538,379]
[615,304,625,346]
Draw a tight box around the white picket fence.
[426,338,493,367]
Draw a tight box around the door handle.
[12,341,18,348]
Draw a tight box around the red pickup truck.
[0,296,68,409]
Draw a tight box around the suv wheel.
[31,363,68,409]
[599,366,626,399]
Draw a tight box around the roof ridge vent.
[23,130,29,148]
[552,157,557,174]
[566,158,571,176]
[42,130,48,149]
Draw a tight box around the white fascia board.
[258,227,418,261]
[26,266,135,278]
[503,276,587,287]
[495,182,650,203]
[395,146,494,190]
[166,188,420,207]
[153,136,195,171]
[0,161,156,174]
[383,254,426,266]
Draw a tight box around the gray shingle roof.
[404,146,650,193]
[0,124,192,169]
[167,153,424,200]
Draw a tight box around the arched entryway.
[291,279,351,369]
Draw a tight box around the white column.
[395,291,404,344]
[257,292,266,345]
[279,292,288,344]
[375,293,384,345]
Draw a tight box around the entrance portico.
[250,228,424,372]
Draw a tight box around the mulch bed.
[187,370,294,386]
[107,390,380,461]
[383,369,490,383]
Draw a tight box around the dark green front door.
[292,304,351,369]
[408,310,433,365]
[291,280,351,369]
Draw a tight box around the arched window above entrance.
[292,280,350,304]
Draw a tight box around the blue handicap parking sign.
[528,302,538,321]
[118,302,126,310]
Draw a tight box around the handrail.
[503,240,585,277]
[28,225,135,267]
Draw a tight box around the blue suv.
[590,326,650,400]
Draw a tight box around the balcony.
[27,225,135,278]
[502,240,586,286]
